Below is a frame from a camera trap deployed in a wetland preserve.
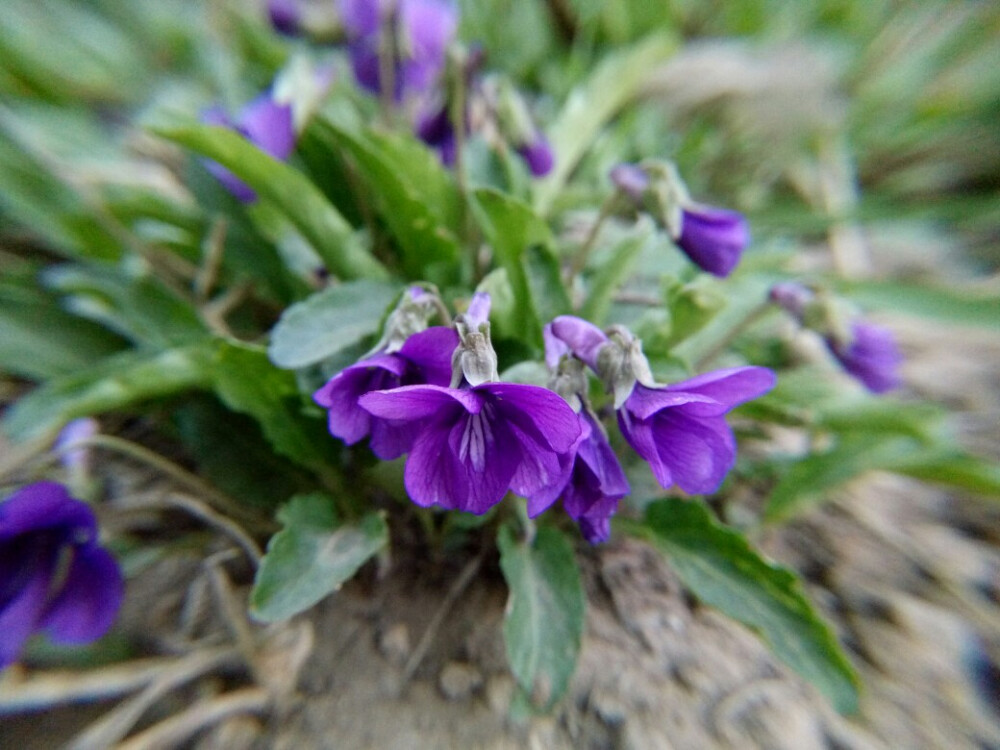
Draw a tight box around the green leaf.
[44,264,206,348]
[268,280,399,369]
[580,227,649,324]
[887,447,1000,500]
[533,32,678,215]
[2,343,215,441]
[472,188,561,346]
[498,525,585,709]
[622,499,859,714]
[212,341,329,470]
[250,494,388,622]
[0,270,125,380]
[321,121,462,278]
[0,126,122,261]
[151,121,388,281]
[838,279,1000,330]
[764,434,920,524]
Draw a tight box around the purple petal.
[404,409,518,514]
[0,548,56,669]
[618,408,672,488]
[609,163,649,203]
[360,383,483,420]
[677,205,750,278]
[464,292,491,329]
[268,0,301,35]
[41,546,123,645]
[831,321,902,394]
[0,482,95,543]
[517,136,554,177]
[549,315,609,371]
[56,418,98,472]
[623,383,721,420]
[511,420,575,517]
[313,358,405,445]
[205,162,257,203]
[769,282,813,319]
[650,411,736,494]
[578,515,611,544]
[239,96,296,160]
[482,383,581,453]
[338,0,383,36]
[664,367,776,413]
[398,326,460,387]
[543,323,571,370]
[400,0,457,88]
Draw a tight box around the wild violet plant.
[2,0,998,718]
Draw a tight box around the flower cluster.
[1,482,123,670]
[265,0,554,177]
[770,282,902,393]
[610,161,750,277]
[312,292,775,543]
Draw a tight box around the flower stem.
[568,193,616,282]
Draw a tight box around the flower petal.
[665,366,776,413]
[41,545,123,645]
[483,382,580,453]
[550,316,608,371]
[398,326,459,386]
[360,384,482,420]
[618,410,672,488]
[677,204,749,278]
[651,411,736,494]
[0,549,55,669]
[0,482,95,543]
[624,383,720,420]
[313,360,402,444]
[240,96,297,159]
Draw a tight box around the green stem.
[568,193,617,282]
[694,303,771,370]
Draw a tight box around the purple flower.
[618,367,775,494]
[559,410,629,544]
[676,205,750,278]
[1,482,123,670]
[359,382,580,514]
[768,281,813,319]
[56,417,98,473]
[268,0,301,35]
[827,321,902,394]
[415,99,458,165]
[516,135,554,177]
[609,163,649,202]
[313,326,459,459]
[202,94,296,203]
[339,0,457,101]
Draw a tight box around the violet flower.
[549,315,775,495]
[268,0,301,35]
[203,94,296,203]
[675,205,750,278]
[559,410,629,543]
[609,162,750,277]
[770,282,902,394]
[617,368,775,494]
[415,98,458,166]
[359,381,580,514]
[1,482,123,670]
[339,0,457,101]
[313,326,458,459]
[827,321,902,394]
[516,135,554,178]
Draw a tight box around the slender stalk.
[568,193,617,281]
[378,8,398,126]
[694,303,770,370]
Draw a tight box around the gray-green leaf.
[268,280,399,369]
[250,494,388,622]
[621,499,860,714]
[498,525,585,709]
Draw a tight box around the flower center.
[458,403,495,472]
